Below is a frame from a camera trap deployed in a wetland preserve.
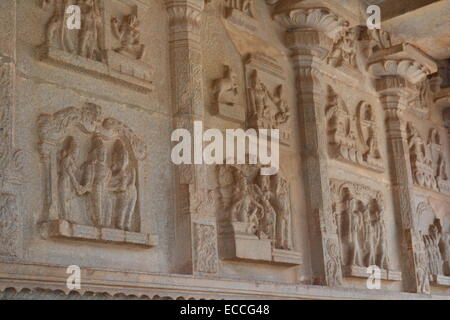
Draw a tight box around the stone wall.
[0,0,449,299]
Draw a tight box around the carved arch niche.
[325,86,383,171]
[415,202,450,287]
[38,103,158,247]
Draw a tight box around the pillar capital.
[274,7,347,59]
[165,0,205,42]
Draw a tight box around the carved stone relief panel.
[325,87,383,171]
[40,0,153,93]
[211,64,245,123]
[323,23,393,76]
[330,179,401,281]
[327,26,360,69]
[406,123,450,194]
[245,53,291,145]
[406,75,441,118]
[222,0,257,33]
[37,103,157,247]
[416,202,450,287]
[216,164,301,265]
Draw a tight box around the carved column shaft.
[0,0,17,189]
[0,0,21,258]
[166,0,218,275]
[379,85,428,293]
[288,29,343,286]
[445,107,450,140]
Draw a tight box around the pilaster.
[165,0,219,275]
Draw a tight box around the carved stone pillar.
[369,46,437,293]
[274,8,345,286]
[436,88,450,144]
[166,0,219,275]
[0,0,22,259]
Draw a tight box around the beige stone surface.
[0,0,449,299]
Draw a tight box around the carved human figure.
[248,71,274,129]
[349,199,364,266]
[213,65,238,106]
[58,136,84,222]
[230,169,264,233]
[81,136,112,227]
[408,125,427,164]
[273,85,290,125]
[109,140,137,231]
[366,126,380,159]
[415,231,431,294]
[368,199,388,268]
[78,0,104,60]
[327,26,358,67]
[437,156,448,181]
[362,204,373,263]
[429,129,449,182]
[257,174,276,240]
[368,28,391,51]
[111,14,146,60]
[328,97,354,145]
[423,220,444,275]
[271,174,292,250]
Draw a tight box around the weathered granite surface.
[0,0,449,299]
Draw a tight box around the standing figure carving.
[257,174,276,240]
[408,125,428,165]
[367,199,388,268]
[110,140,138,231]
[248,71,274,129]
[81,136,112,227]
[349,199,364,266]
[271,174,292,250]
[230,169,264,235]
[423,220,444,276]
[79,0,104,61]
[58,136,84,222]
